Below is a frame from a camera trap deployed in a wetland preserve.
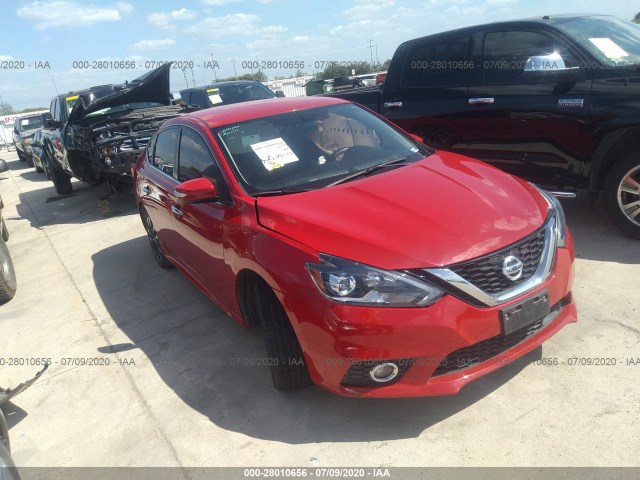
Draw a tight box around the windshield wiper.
[253,188,311,197]
[327,157,409,187]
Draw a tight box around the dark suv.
[329,15,640,238]
[179,80,282,109]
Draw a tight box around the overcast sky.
[0,0,638,110]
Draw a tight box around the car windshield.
[84,102,165,117]
[555,16,640,66]
[20,116,43,130]
[206,83,275,106]
[214,103,432,195]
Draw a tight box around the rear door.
[465,27,592,187]
[380,33,471,153]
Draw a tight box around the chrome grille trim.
[423,215,557,307]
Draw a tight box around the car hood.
[256,152,549,269]
[68,63,172,124]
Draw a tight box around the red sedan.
[132,96,576,397]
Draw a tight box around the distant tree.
[378,58,392,71]
[219,69,267,82]
[634,12,640,24]
[295,69,305,78]
[317,61,372,80]
[0,103,14,115]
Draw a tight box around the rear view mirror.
[0,159,8,173]
[44,118,61,129]
[174,177,217,204]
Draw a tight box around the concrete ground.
[0,148,638,468]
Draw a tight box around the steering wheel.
[327,146,351,162]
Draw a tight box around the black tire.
[49,159,72,195]
[42,153,53,179]
[0,237,17,304]
[140,206,173,269]
[1,216,8,242]
[603,153,640,240]
[253,280,312,392]
[17,150,27,162]
[26,153,34,168]
[35,161,44,173]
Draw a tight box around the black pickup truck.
[41,64,196,196]
[329,14,640,239]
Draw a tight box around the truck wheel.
[49,160,72,195]
[604,153,640,239]
[26,154,34,168]
[253,280,312,392]
[17,150,27,162]
[140,206,173,269]
[0,237,17,304]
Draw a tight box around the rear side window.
[178,128,230,203]
[402,36,470,87]
[51,98,61,122]
[189,90,208,108]
[482,30,580,84]
[152,128,179,176]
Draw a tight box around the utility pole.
[182,68,189,87]
[368,39,374,71]
[232,58,237,78]
[210,53,218,81]
[190,67,196,86]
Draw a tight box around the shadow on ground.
[92,236,540,444]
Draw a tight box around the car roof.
[400,14,616,46]
[180,80,265,92]
[167,96,349,129]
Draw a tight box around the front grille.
[341,359,413,387]
[449,227,546,295]
[432,319,545,376]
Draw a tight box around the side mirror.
[0,159,8,173]
[174,177,217,204]
[44,118,61,129]
[275,90,285,98]
[408,133,424,144]
[523,53,580,81]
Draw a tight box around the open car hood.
[67,63,173,124]
[0,364,48,406]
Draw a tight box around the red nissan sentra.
[132,96,576,398]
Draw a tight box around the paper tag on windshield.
[589,38,629,59]
[250,138,299,171]
[207,88,223,105]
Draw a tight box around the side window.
[402,36,469,87]
[152,128,179,176]
[190,91,208,108]
[178,128,230,203]
[180,91,191,105]
[482,30,580,84]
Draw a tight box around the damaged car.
[40,63,198,196]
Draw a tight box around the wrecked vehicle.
[0,159,16,304]
[40,63,198,196]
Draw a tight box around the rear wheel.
[26,153,34,168]
[140,206,172,269]
[17,150,27,162]
[251,280,312,392]
[603,153,640,239]
[1,216,8,242]
[0,237,17,304]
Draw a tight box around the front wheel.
[48,158,72,195]
[603,154,640,240]
[0,237,17,304]
[253,280,312,392]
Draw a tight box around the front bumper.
[282,239,576,398]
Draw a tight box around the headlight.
[306,254,444,307]
[535,186,567,248]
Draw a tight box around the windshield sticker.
[589,38,629,59]
[208,94,223,105]
[250,138,299,171]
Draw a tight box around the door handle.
[383,101,403,109]
[171,205,183,216]
[142,185,151,195]
[468,97,495,105]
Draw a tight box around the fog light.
[369,362,399,383]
